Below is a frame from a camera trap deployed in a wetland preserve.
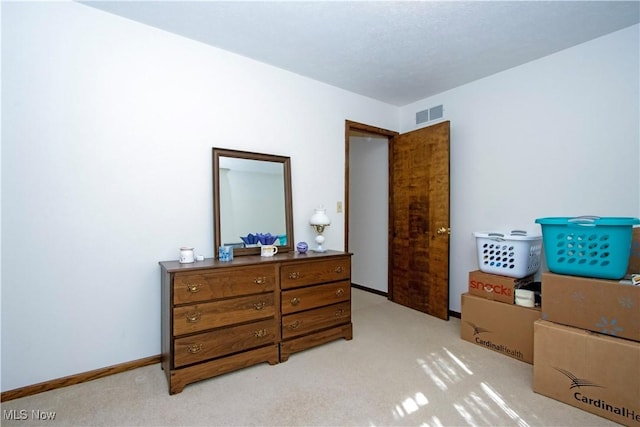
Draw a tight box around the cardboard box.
[542,272,640,342]
[628,227,640,275]
[468,270,534,304]
[461,293,541,364]
[533,320,640,426]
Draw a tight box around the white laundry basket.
[473,230,542,278]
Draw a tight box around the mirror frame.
[212,147,294,257]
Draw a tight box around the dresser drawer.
[280,257,351,289]
[282,301,351,339]
[173,265,276,304]
[173,319,277,368]
[173,294,275,336]
[281,281,350,315]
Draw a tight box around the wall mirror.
[213,147,294,257]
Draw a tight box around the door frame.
[344,120,398,296]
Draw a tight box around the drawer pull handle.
[187,344,202,354]
[185,311,201,323]
[186,283,201,293]
[335,288,345,297]
[254,277,266,285]
[335,309,345,316]
[254,329,268,338]
[254,301,266,310]
[290,297,300,306]
[288,320,301,330]
[335,266,344,273]
[288,272,300,279]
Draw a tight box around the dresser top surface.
[159,250,351,273]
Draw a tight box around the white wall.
[0,2,398,391]
[399,25,640,313]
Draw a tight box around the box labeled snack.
[542,272,640,342]
[461,293,540,364]
[533,320,640,426]
[468,270,534,304]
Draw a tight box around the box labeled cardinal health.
[461,293,540,364]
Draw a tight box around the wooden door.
[390,121,450,320]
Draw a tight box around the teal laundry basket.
[535,216,640,279]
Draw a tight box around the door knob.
[436,227,450,235]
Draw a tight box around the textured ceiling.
[81,1,640,106]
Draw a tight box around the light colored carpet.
[1,289,617,427]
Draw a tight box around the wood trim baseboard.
[1,355,161,402]
[350,282,388,297]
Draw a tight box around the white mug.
[260,245,278,257]
[179,246,195,264]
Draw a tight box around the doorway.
[348,133,390,294]
[345,121,397,295]
[345,120,451,320]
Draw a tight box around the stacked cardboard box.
[533,229,640,426]
[540,272,639,341]
[461,270,541,364]
[534,320,639,426]
[467,270,534,304]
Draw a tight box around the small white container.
[179,246,195,264]
[515,289,535,307]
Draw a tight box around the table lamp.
[309,206,331,252]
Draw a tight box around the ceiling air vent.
[416,109,429,124]
[430,105,443,120]
[415,104,444,125]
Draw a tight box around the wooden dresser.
[280,255,352,361]
[159,250,352,394]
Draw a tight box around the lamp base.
[313,233,326,252]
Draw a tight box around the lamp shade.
[309,206,331,226]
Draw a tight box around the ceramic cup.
[260,245,278,257]
[179,247,195,264]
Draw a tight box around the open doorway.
[345,121,397,296]
[345,120,451,319]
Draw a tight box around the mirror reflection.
[219,157,286,246]
[213,148,294,257]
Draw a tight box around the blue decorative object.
[296,241,309,254]
[218,246,233,262]
[257,233,278,245]
[240,233,259,246]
